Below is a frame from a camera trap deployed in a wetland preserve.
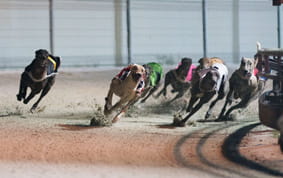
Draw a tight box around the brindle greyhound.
[173,57,228,127]
[104,64,146,123]
[16,49,60,112]
[155,57,193,103]
[216,57,264,121]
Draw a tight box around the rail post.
[202,0,207,58]
[126,0,132,64]
[49,0,54,54]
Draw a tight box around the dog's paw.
[16,94,22,101]
[29,104,38,113]
[104,109,110,116]
[104,104,111,113]
[172,115,186,127]
[205,112,211,119]
[215,116,225,122]
[173,119,186,127]
[23,99,29,104]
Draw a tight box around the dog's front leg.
[216,87,234,121]
[155,73,171,98]
[17,72,30,101]
[139,87,152,103]
[24,89,41,105]
[104,89,114,115]
[222,95,251,120]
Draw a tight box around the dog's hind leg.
[168,91,184,104]
[23,88,40,105]
[30,79,54,112]
[155,85,168,99]
[140,87,155,103]
[155,87,166,98]
[155,74,171,98]
[112,98,137,123]
[107,99,126,117]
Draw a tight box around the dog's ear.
[35,49,41,57]
[35,49,49,58]
[198,58,204,64]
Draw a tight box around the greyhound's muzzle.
[133,73,142,81]
[243,70,252,79]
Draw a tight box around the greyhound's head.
[199,69,220,92]
[130,64,146,82]
[198,57,211,69]
[143,64,152,79]
[239,57,257,79]
[34,49,49,68]
[176,57,192,78]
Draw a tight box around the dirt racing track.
[0,70,282,178]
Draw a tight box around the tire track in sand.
[174,121,282,178]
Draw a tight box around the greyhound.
[104,64,146,123]
[216,57,264,121]
[16,49,60,112]
[155,57,194,103]
[173,57,228,127]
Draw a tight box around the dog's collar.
[26,71,58,82]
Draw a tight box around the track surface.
[0,70,282,178]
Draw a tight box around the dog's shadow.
[156,123,178,129]
[197,119,218,123]
[56,123,101,131]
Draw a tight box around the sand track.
[0,70,282,177]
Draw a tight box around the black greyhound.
[16,49,61,112]
[155,57,193,103]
